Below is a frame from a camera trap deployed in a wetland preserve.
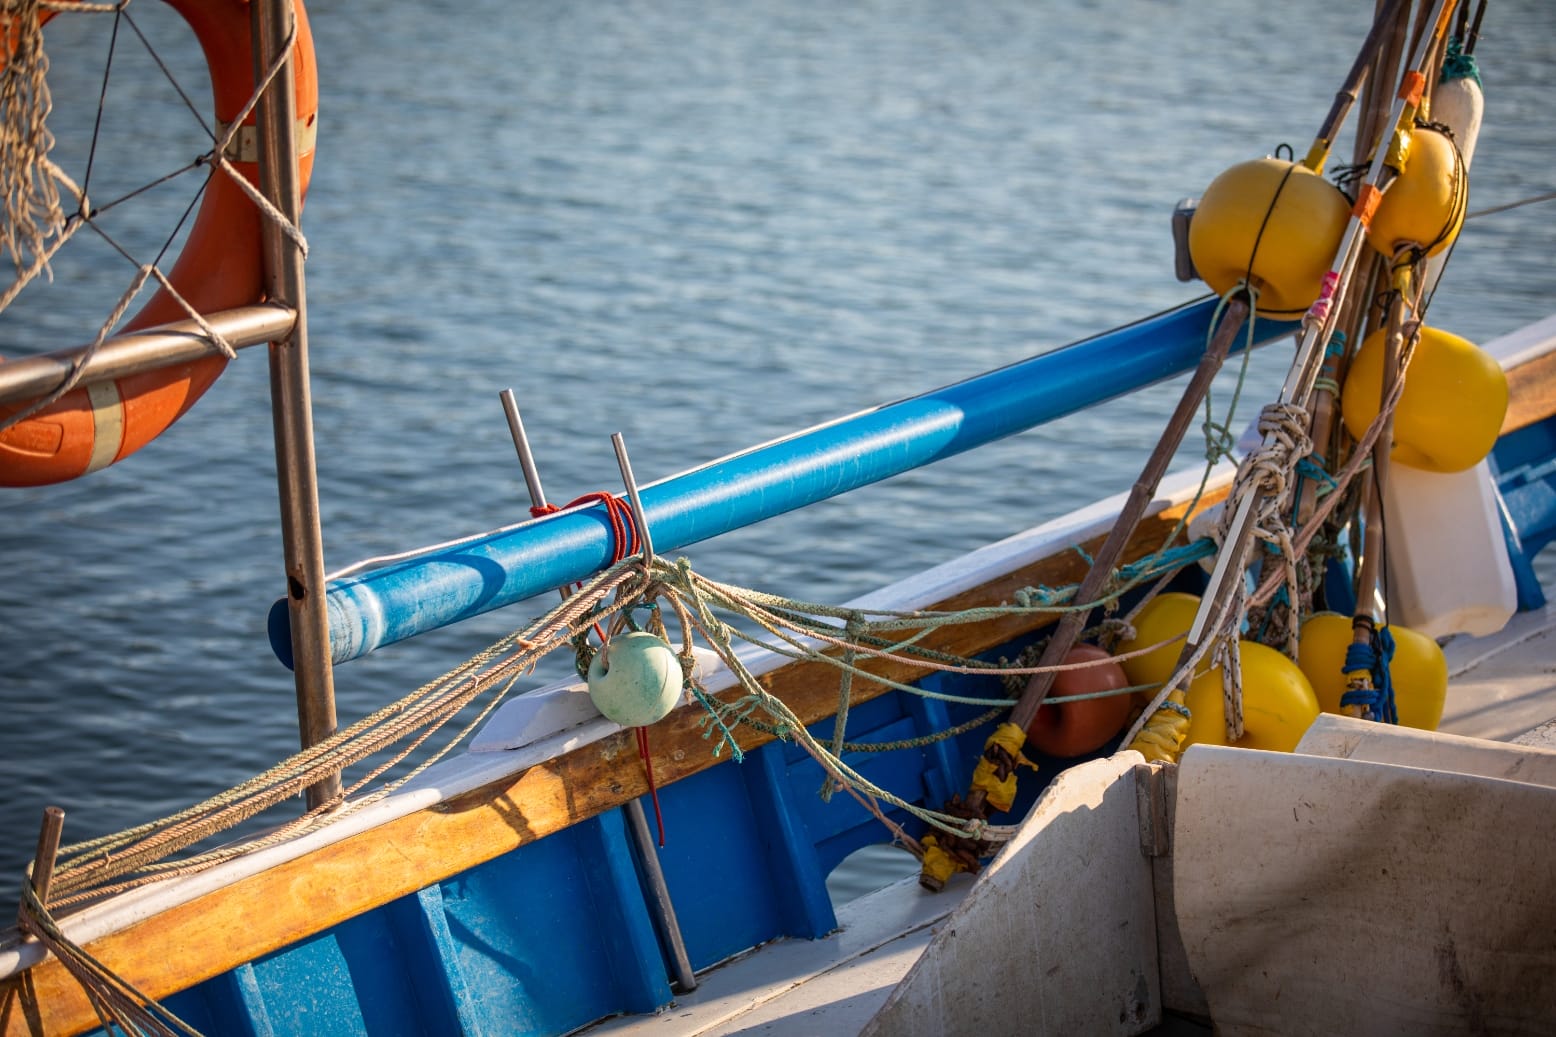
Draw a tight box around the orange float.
[0,0,318,486]
[1023,644,1134,758]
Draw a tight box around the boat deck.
[1440,602,1556,749]
[591,595,1556,1036]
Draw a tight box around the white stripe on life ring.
[85,380,124,475]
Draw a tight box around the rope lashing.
[1127,693,1191,764]
[1340,626,1399,724]
[1441,35,1481,86]
[1,0,65,279]
[532,490,642,564]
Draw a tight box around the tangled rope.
[1,0,67,279]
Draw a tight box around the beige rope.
[1,0,65,279]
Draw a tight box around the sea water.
[2,0,1554,908]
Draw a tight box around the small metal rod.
[499,389,573,604]
[498,402,694,989]
[27,806,65,913]
[499,389,550,512]
[624,795,698,992]
[610,432,655,569]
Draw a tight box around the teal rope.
[1441,36,1481,86]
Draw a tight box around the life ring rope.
[206,10,309,258]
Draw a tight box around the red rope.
[529,491,640,563]
[636,725,667,846]
[531,493,643,642]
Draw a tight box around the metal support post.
[253,0,339,807]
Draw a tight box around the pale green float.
[586,631,682,727]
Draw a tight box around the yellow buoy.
[1340,323,1508,473]
[1118,592,1207,694]
[1368,126,1467,259]
[1297,612,1448,730]
[1180,640,1321,753]
[1188,158,1350,318]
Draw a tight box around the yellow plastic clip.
[1302,139,1330,175]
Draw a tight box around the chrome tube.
[0,305,294,406]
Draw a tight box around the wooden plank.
[0,491,1218,1037]
[1501,344,1556,435]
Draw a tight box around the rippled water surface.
[2,0,1554,903]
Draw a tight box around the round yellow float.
[1368,126,1467,259]
[1188,158,1350,318]
[1297,611,1448,730]
[1180,640,1321,753]
[1118,592,1207,693]
[1340,323,1507,473]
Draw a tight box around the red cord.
[532,492,640,562]
[636,725,667,846]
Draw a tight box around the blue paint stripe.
[273,298,1293,665]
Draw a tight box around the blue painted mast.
[272,298,1292,666]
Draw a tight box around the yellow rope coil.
[1127,691,1191,764]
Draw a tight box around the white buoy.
[1380,66,1511,639]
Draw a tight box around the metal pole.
[0,305,295,405]
[623,787,698,992]
[253,0,339,808]
[498,397,696,991]
[610,433,655,569]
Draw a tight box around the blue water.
[2,0,1553,908]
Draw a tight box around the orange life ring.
[1023,644,1135,758]
[0,0,318,486]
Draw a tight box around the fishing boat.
[1,0,1553,1034]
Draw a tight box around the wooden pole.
[1296,2,1408,531]
[19,805,64,926]
[1010,295,1248,732]
[1304,0,1410,172]
[1347,265,1416,717]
